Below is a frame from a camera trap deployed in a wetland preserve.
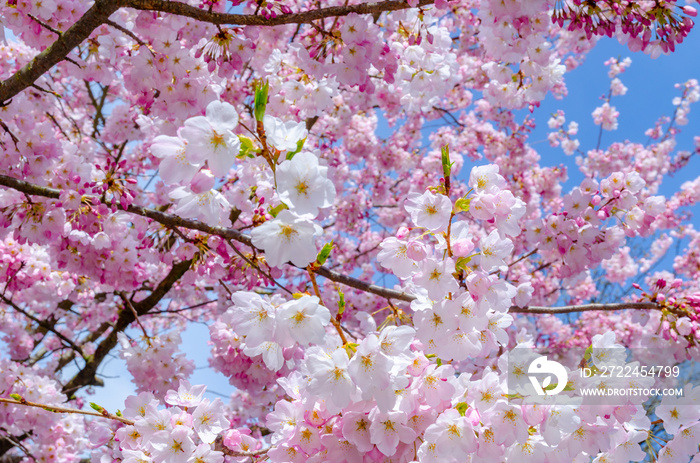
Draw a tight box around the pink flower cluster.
[118,331,195,398]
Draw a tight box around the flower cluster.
[552,0,696,58]
[151,100,240,225]
[118,331,195,398]
[0,0,699,462]
[101,383,231,463]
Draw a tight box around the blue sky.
[530,32,700,193]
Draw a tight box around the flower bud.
[190,169,216,194]
[406,240,428,261]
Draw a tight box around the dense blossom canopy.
[0,0,699,462]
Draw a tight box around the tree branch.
[0,0,121,105]
[0,0,434,105]
[0,397,133,425]
[0,175,666,315]
[125,0,434,26]
[313,265,413,302]
[0,295,86,358]
[61,259,192,397]
[509,302,659,314]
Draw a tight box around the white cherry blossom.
[276,151,335,216]
[404,190,452,232]
[250,210,322,268]
[179,100,241,176]
[263,115,308,152]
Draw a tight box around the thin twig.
[117,292,151,343]
[26,13,62,35]
[0,397,134,425]
[225,239,293,295]
[0,295,86,358]
[308,266,348,344]
[105,19,150,48]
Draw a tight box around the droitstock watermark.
[507,347,696,405]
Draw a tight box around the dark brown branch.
[314,265,414,302]
[105,19,148,47]
[509,302,659,314]
[26,14,63,36]
[0,175,667,315]
[61,259,192,397]
[0,295,86,358]
[0,0,434,104]
[125,0,434,26]
[0,0,121,104]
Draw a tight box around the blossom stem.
[0,397,134,425]
[308,267,348,345]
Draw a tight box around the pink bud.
[396,226,410,239]
[222,429,243,450]
[452,239,475,257]
[190,169,216,194]
[406,240,428,261]
[682,6,698,17]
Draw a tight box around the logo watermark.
[528,356,568,396]
[508,348,695,405]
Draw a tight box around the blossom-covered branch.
[125,0,436,26]
[0,0,120,104]
[62,258,193,397]
[0,0,434,104]
[0,175,666,315]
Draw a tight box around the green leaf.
[455,198,471,212]
[316,240,334,265]
[455,402,469,416]
[337,290,345,318]
[344,342,358,358]
[268,203,288,218]
[455,256,472,271]
[441,145,451,180]
[89,402,104,412]
[9,393,22,401]
[254,80,269,122]
[237,135,257,158]
[286,138,306,160]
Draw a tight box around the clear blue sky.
[530,32,700,193]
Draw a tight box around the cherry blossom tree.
[0,0,699,462]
